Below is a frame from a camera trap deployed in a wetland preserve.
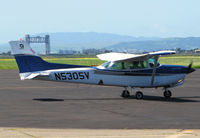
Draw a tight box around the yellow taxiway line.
[0,128,199,138]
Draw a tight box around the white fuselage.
[40,67,186,88]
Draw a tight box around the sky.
[0,0,200,43]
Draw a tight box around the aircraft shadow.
[175,96,200,99]
[33,96,200,103]
[139,95,200,102]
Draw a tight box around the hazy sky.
[0,0,200,43]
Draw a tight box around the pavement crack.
[102,109,137,118]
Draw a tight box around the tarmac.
[0,70,200,137]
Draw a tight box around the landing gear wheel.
[164,90,172,98]
[135,91,143,99]
[121,90,130,98]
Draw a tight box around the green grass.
[0,58,105,70]
[45,58,104,66]
[0,59,18,70]
[159,56,200,67]
[0,56,199,70]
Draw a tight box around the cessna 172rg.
[9,40,195,99]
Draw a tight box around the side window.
[122,62,128,70]
[139,61,148,68]
[129,61,147,69]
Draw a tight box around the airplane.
[9,40,195,99]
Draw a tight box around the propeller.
[187,61,194,74]
[151,56,158,86]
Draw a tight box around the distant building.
[175,48,195,54]
[82,48,112,55]
[194,49,200,53]
[58,50,79,55]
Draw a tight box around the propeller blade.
[151,56,158,86]
[187,61,193,73]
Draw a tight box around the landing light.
[178,79,183,83]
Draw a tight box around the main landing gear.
[163,88,172,98]
[135,91,143,99]
[121,90,130,98]
[121,88,144,99]
[121,87,173,99]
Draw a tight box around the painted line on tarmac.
[0,128,198,138]
[165,129,194,138]
[0,86,72,90]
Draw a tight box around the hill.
[37,32,159,52]
[0,32,160,53]
[2,32,200,53]
[107,37,200,52]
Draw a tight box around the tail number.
[54,72,89,80]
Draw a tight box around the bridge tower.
[25,34,50,55]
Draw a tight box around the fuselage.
[39,64,193,88]
[9,40,196,98]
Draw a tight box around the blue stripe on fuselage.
[15,54,89,73]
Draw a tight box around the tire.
[164,90,172,98]
[121,90,130,98]
[135,91,143,99]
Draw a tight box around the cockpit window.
[129,61,148,69]
[148,58,160,68]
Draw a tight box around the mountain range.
[108,37,200,52]
[0,32,200,53]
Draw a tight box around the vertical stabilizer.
[9,40,36,56]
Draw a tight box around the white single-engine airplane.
[9,40,195,99]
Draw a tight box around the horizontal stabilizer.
[20,72,49,80]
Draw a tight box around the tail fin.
[9,41,87,74]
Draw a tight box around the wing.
[97,52,148,62]
[149,50,176,56]
[97,50,176,62]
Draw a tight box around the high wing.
[97,50,176,62]
[97,50,176,86]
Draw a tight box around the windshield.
[100,61,128,70]
[109,62,128,70]
[100,61,111,68]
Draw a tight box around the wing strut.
[151,56,159,86]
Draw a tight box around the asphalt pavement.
[0,70,200,129]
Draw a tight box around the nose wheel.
[164,89,172,98]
